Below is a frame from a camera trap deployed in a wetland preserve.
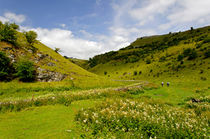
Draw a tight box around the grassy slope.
[0,32,95,79]
[0,26,136,101]
[0,26,209,138]
[68,58,89,69]
[88,26,210,85]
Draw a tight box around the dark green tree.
[15,60,36,82]
[0,22,17,45]
[25,31,37,45]
[146,58,151,64]
[183,48,192,57]
[204,50,210,58]
[0,51,14,81]
[177,54,184,61]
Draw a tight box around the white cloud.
[30,28,103,59]
[161,0,210,30]
[79,30,93,39]
[59,24,66,28]
[129,0,176,26]
[0,12,26,23]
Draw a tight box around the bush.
[203,37,210,43]
[159,56,166,62]
[182,48,197,60]
[0,51,14,81]
[15,59,36,82]
[128,55,139,63]
[183,48,192,57]
[188,50,197,60]
[104,71,107,75]
[0,22,17,45]
[133,71,137,76]
[146,59,151,64]
[177,54,184,61]
[204,49,210,58]
[25,31,37,45]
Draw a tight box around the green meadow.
[0,22,209,138]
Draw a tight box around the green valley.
[0,21,209,138]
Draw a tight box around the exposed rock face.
[1,44,68,82]
[37,67,67,82]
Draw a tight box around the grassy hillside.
[88,26,210,84]
[66,57,89,69]
[0,22,209,138]
[0,33,96,81]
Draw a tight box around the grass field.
[0,24,209,138]
[0,78,209,138]
[0,100,100,138]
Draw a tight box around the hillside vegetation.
[0,22,98,83]
[0,22,209,138]
[88,26,210,84]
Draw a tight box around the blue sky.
[0,0,210,59]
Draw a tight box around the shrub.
[54,48,61,53]
[0,22,17,45]
[0,51,14,81]
[200,77,207,81]
[146,58,151,64]
[128,89,144,95]
[104,71,107,75]
[128,55,139,63]
[15,59,36,82]
[25,31,37,45]
[190,27,194,31]
[196,43,202,48]
[188,50,197,60]
[203,37,210,43]
[183,48,192,57]
[159,56,166,62]
[177,54,184,61]
[204,49,210,58]
[183,48,197,60]
[133,71,137,76]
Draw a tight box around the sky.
[0,0,210,59]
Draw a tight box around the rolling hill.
[87,26,210,83]
[0,22,97,82]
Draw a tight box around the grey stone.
[47,62,56,67]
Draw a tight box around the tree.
[191,27,194,31]
[0,22,17,45]
[188,50,197,60]
[146,58,151,64]
[177,54,184,61]
[15,59,36,82]
[54,48,61,53]
[10,23,19,30]
[25,31,37,45]
[204,50,210,58]
[183,48,192,57]
[0,51,14,81]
